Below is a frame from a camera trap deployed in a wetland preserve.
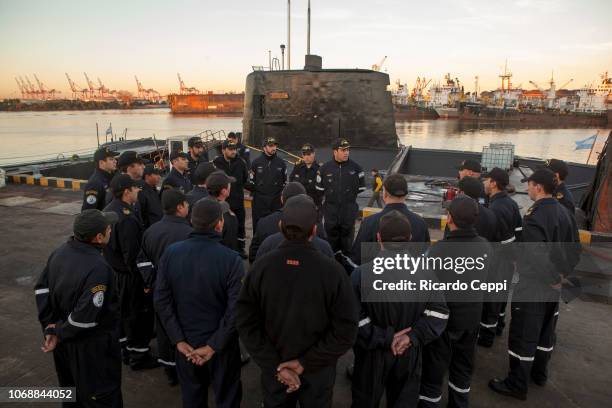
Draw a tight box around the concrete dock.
[1,183,611,407]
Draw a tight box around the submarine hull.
[242,68,398,152]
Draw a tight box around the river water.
[0,108,609,166]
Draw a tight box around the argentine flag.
[574,134,597,150]
[105,123,113,137]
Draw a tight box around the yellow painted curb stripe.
[72,180,81,191]
[579,230,591,245]
[40,178,49,187]
[56,179,65,188]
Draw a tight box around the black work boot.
[130,351,160,371]
[164,366,178,386]
[488,378,527,401]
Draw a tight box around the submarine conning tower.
[242,55,398,152]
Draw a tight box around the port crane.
[65,73,88,100]
[83,73,97,99]
[15,77,26,98]
[177,73,201,95]
[135,76,161,102]
[411,77,431,100]
[25,76,40,99]
[97,77,116,98]
[33,74,59,100]
[372,56,387,72]
[17,77,34,99]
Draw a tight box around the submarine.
[241,54,402,171]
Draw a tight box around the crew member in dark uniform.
[82,147,119,211]
[186,162,217,209]
[451,176,497,241]
[105,151,145,208]
[237,195,358,407]
[479,167,522,347]
[489,168,580,400]
[457,159,482,181]
[419,196,493,408]
[247,137,287,232]
[228,132,250,167]
[35,209,122,407]
[351,211,448,407]
[545,158,575,215]
[187,136,208,183]
[316,138,366,255]
[155,199,245,407]
[103,175,157,370]
[213,139,250,258]
[351,173,430,266]
[206,171,240,251]
[456,159,486,202]
[138,164,163,230]
[162,151,192,194]
[249,182,326,263]
[289,143,322,210]
[138,190,192,386]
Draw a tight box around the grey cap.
[281,194,317,233]
[191,198,223,231]
[282,182,307,202]
[378,210,412,242]
[448,195,479,229]
[74,209,118,241]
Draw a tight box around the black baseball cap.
[282,182,307,202]
[188,136,204,148]
[457,176,484,200]
[527,168,557,193]
[93,147,119,162]
[222,140,238,149]
[545,159,569,180]
[457,159,482,173]
[301,143,314,154]
[264,137,278,146]
[161,189,187,213]
[110,174,140,195]
[117,151,144,168]
[170,151,190,161]
[448,195,479,229]
[383,173,408,197]
[191,198,223,231]
[281,194,317,233]
[483,167,509,188]
[206,171,236,191]
[332,138,350,150]
[378,210,412,242]
[227,132,237,139]
[194,162,216,185]
[143,164,162,177]
[74,209,118,241]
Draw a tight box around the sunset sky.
[1,0,610,98]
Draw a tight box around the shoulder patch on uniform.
[555,192,564,200]
[526,206,535,216]
[92,291,104,308]
[86,195,97,205]
[286,259,300,266]
[85,189,98,195]
[91,284,107,294]
[122,207,131,215]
